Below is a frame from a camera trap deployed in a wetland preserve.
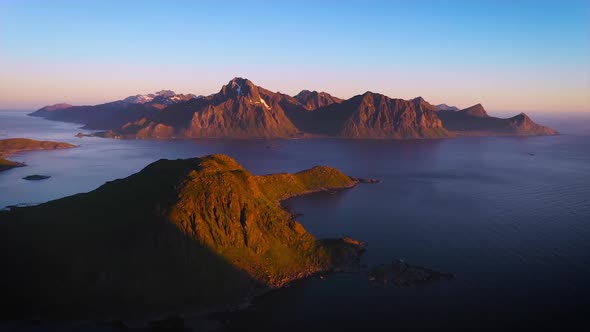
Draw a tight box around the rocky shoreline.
[368,259,454,286]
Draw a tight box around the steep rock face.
[294,90,343,111]
[182,78,300,138]
[310,93,451,138]
[438,104,558,135]
[0,154,362,319]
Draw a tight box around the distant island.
[22,174,51,181]
[30,78,558,139]
[0,154,365,320]
[0,138,76,172]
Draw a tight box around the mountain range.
[31,78,558,139]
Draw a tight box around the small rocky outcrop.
[22,175,51,181]
[351,177,382,184]
[75,132,95,138]
[368,259,454,286]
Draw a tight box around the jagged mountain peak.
[510,112,533,123]
[294,89,343,111]
[219,77,262,100]
[411,96,436,110]
[294,90,331,98]
[295,89,313,97]
[336,92,397,110]
[355,91,379,102]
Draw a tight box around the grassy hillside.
[0,154,363,320]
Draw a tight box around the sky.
[0,0,589,113]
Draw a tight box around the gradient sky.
[1,0,589,113]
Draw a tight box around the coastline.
[89,129,560,141]
[0,138,77,172]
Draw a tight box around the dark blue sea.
[1,111,589,330]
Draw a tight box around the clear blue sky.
[1,0,589,113]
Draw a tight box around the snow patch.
[124,95,155,104]
[232,81,243,96]
[259,97,270,109]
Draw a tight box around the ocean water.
[1,111,589,330]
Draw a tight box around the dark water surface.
[1,111,589,330]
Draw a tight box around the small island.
[0,138,76,172]
[368,259,454,286]
[0,154,364,321]
[22,175,51,181]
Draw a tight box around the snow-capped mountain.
[123,90,197,104]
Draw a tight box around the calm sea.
[1,111,589,330]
